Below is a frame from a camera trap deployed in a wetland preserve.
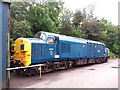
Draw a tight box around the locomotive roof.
[18,38,46,43]
[36,31,104,45]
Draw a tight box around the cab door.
[54,36,59,59]
[47,36,55,60]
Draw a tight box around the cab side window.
[47,37,54,44]
[55,38,57,44]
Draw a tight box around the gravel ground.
[10,58,119,88]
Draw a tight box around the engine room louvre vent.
[61,43,70,53]
[32,43,45,59]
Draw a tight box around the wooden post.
[39,66,41,80]
[6,5,10,88]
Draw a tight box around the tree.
[10,2,119,57]
[10,2,33,41]
[10,2,32,21]
[10,18,33,41]
[72,9,86,29]
[59,8,74,36]
[98,19,119,56]
[27,2,63,34]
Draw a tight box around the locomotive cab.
[12,31,60,66]
[35,32,60,58]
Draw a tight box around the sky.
[62,0,119,25]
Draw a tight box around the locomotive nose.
[12,38,31,66]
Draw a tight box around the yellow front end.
[11,38,31,66]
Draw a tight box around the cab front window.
[34,33,46,41]
[34,33,41,38]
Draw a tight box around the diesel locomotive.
[11,31,109,75]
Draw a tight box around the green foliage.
[10,2,31,21]
[109,51,116,58]
[98,20,119,57]
[10,2,33,42]
[72,9,85,28]
[10,2,119,57]
[10,18,33,41]
[27,2,63,34]
[59,8,74,36]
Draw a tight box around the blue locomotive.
[12,31,109,74]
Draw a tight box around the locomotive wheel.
[16,69,31,77]
[103,58,108,63]
[65,63,69,69]
[68,61,73,68]
[72,61,77,67]
[35,67,41,74]
[24,69,31,76]
[96,59,102,64]
[42,66,48,73]
[29,68,38,76]
[16,69,24,77]
[64,62,69,69]
[52,64,56,71]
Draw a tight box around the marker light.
[27,54,30,58]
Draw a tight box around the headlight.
[21,44,24,50]
[27,54,30,58]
